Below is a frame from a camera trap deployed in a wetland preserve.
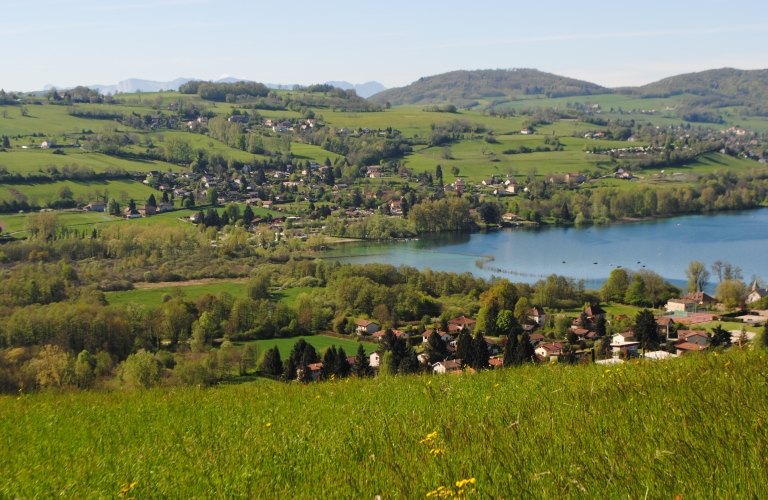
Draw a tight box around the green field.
[252,334,377,357]
[1,349,765,498]
[0,149,182,174]
[106,284,316,308]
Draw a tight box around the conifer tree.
[424,330,448,364]
[353,344,370,377]
[595,315,607,338]
[560,200,570,221]
[503,332,518,367]
[710,324,731,347]
[471,331,490,370]
[514,331,536,363]
[147,194,157,207]
[634,309,658,346]
[336,346,351,378]
[243,204,255,224]
[322,346,338,379]
[456,330,473,367]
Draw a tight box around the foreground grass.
[2,350,767,498]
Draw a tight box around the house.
[306,118,315,127]
[612,332,635,344]
[611,340,640,357]
[356,319,380,335]
[484,338,500,356]
[666,298,696,313]
[521,128,532,135]
[432,359,463,374]
[584,304,606,320]
[228,115,249,123]
[573,328,590,341]
[505,184,519,194]
[565,173,586,184]
[448,316,476,332]
[528,333,545,346]
[297,362,323,382]
[138,205,156,217]
[369,171,382,179]
[422,330,451,344]
[40,140,55,149]
[676,342,708,355]
[86,201,106,212]
[488,357,504,369]
[265,119,273,127]
[747,281,768,304]
[535,342,563,360]
[682,292,717,306]
[369,351,382,368]
[157,202,173,212]
[481,179,496,186]
[528,307,546,326]
[262,201,274,209]
[644,351,678,361]
[676,330,708,346]
[502,213,519,222]
[189,213,201,223]
[655,316,675,338]
[125,209,141,219]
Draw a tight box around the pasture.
[1,349,765,498]
[251,334,377,358]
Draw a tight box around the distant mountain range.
[42,77,387,98]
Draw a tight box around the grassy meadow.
[251,334,378,357]
[1,349,766,498]
[106,284,316,308]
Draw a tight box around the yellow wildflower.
[266,422,272,427]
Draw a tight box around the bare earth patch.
[133,278,248,290]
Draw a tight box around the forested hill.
[625,68,768,99]
[368,69,607,106]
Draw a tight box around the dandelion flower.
[266,422,272,427]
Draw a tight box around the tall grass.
[2,350,767,498]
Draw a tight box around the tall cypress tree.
[503,332,517,367]
[456,330,473,367]
[595,316,607,338]
[471,331,490,370]
[353,343,370,377]
[243,204,255,223]
[322,346,338,379]
[336,346,351,378]
[514,331,536,364]
[634,309,658,346]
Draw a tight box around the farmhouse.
[676,330,708,346]
[682,292,717,306]
[565,173,586,183]
[422,330,452,344]
[356,319,380,335]
[124,209,141,219]
[666,298,696,313]
[432,359,462,374]
[369,351,382,368]
[527,306,546,326]
[138,205,156,217]
[86,202,106,212]
[535,342,563,361]
[448,316,476,332]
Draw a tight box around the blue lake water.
[324,209,768,292]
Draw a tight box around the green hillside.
[369,69,608,106]
[1,350,765,498]
[628,67,768,101]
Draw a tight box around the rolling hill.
[369,67,768,110]
[368,68,608,106]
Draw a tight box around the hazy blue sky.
[3,0,768,91]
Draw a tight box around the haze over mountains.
[42,78,387,98]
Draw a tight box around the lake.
[324,209,768,292]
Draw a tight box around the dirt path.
[133,278,249,290]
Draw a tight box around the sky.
[2,0,768,92]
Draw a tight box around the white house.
[432,359,462,374]
[86,201,106,212]
[422,330,451,344]
[369,351,382,368]
[528,307,547,326]
[535,342,563,360]
[356,319,380,335]
[611,341,640,357]
[666,298,696,313]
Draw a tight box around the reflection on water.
[322,209,768,291]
